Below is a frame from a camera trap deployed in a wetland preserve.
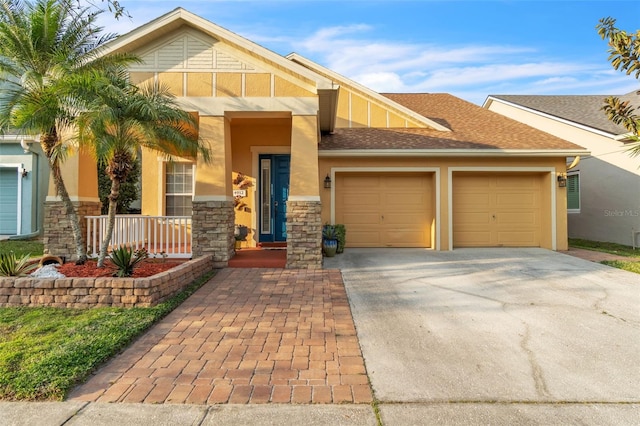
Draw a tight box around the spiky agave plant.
[109,246,148,277]
[0,252,38,276]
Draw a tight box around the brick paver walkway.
[68,268,372,404]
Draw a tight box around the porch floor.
[229,248,286,268]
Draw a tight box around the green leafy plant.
[334,224,346,254]
[109,246,148,277]
[322,224,338,240]
[0,252,39,277]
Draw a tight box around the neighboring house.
[484,92,640,248]
[0,132,48,237]
[52,8,587,267]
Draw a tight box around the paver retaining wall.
[0,255,214,308]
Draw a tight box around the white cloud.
[354,72,406,92]
[287,24,639,105]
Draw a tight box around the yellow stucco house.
[48,8,588,268]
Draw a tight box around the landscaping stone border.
[0,255,214,308]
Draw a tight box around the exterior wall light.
[324,174,332,189]
[557,174,567,187]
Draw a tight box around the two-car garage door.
[334,171,548,249]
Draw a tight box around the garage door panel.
[383,229,429,246]
[348,230,382,246]
[341,193,381,206]
[342,175,380,188]
[384,192,430,206]
[496,193,537,207]
[343,213,380,225]
[453,173,544,247]
[381,213,429,229]
[454,231,492,246]
[497,212,538,225]
[496,175,538,188]
[455,193,490,208]
[454,212,491,225]
[336,173,433,248]
[497,231,539,246]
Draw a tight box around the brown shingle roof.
[320,93,585,151]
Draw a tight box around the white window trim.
[162,161,195,216]
[567,171,580,214]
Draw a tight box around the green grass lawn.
[569,238,640,258]
[569,238,640,274]
[0,270,214,400]
[0,240,44,258]
[600,260,640,274]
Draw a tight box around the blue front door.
[259,154,290,242]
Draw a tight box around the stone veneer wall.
[191,200,235,268]
[43,200,101,262]
[0,255,214,308]
[286,200,322,269]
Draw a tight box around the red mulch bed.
[57,260,181,278]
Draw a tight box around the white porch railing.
[86,215,192,259]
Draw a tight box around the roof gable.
[102,8,334,91]
[129,28,259,73]
[287,54,451,132]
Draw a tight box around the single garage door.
[453,173,543,247]
[335,172,433,247]
[0,167,19,234]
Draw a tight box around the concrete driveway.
[325,248,640,424]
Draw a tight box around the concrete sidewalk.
[2,400,639,425]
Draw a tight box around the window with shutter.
[567,173,580,212]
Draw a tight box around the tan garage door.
[453,173,543,247]
[335,173,433,247]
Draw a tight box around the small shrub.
[0,252,38,277]
[334,224,346,253]
[109,246,149,277]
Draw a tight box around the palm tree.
[76,70,210,267]
[0,0,136,263]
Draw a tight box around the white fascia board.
[318,149,590,157]
[613,132,637,141]
[0,134,39,141]
[101,9,335,91]
[287,53,451,133]
[484,96,619,140]
[176,97,319,116]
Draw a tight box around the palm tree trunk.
[97,178,121,267]
[42,131,87,265]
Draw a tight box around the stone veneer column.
[286,200,322,269]
[191,200,235,267]
[43,200,101,261]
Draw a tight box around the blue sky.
[98,0,640,105]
